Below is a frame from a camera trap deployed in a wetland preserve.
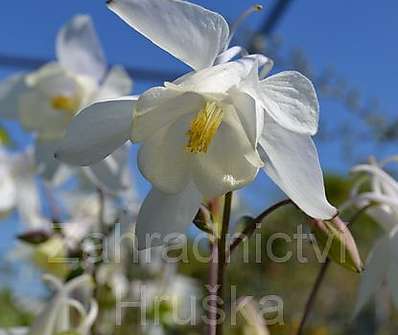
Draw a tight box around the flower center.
[186,101,224,153]
[50,95,78,114]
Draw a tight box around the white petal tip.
[54,149,94,166]
[106,0,116,8]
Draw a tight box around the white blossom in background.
[27,274,97,335]
[0,149,17,216]
[0,147,47,227]
[56,0,336,248]
[348,157,398,315]
[0,14,133,187]
[6,147,140,280]
[234,297,270,335]
[80,144,135,195]
[0,328,28,335]
[130,271,201,331]
[87,209,138,301]
[58,164,139,249]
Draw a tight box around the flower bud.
[32,236,70,278]
[17,229,51,245]
[193,205,213,234]
[309,216,363,272]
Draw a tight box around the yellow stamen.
[50,95,78,114]
[186,101,224,153]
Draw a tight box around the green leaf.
[0,125,11,145]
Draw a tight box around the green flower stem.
[208,192,233,335]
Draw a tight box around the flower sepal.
[309,216,363,273]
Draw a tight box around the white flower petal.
[365,206,397,231]
[82,154,128,194]
[0,73,27,119]
[135,184,202,249]
[65,273,93,292]
[387,230,398,308]
[192,111,260,198]
[94,66,133,100]
[259,120,337,219]
[138,117,191,194]
[214,46,245,65]
[27,296,63,335]
[0,164,17,214]
[354,192,398,209]
[354,237,390,316]
[56,15,106,81]
[352,164,398,195]
[107,0,229,70]
[229,88,263,148]
[56,97,136,166]
[242,54,273,79]
[35,139,62,181]
[83,143,131,194]
[11,148,49,229]
[77,299,98,335]
[132,88,204,142]
[29,273,93,335]
[26,63,78,96]
[20,63,91,140]
[259,71,319,135]
[0,327,28,335]
[174,60,251,94]
[19,90,73,140]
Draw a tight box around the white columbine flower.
[28,274,97,335]
[349,157,398,315]
[0,14,132,182]
[56,0,336,248]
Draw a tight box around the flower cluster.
[1,1,385,334]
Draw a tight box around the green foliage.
[324,174,354,206]
[56,331,80,335]
[0,289,33,327]
[4,174,396,334]
[0,125,11,146]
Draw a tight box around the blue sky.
[1,0,397,168]
[0,1,397,291]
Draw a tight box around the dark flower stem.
[208,240,218,335]
[296,258,330,335]
[216,191,233,335]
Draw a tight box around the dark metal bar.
[259,0,294,35]
[0,2,294,79]
[0,53,179,82]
